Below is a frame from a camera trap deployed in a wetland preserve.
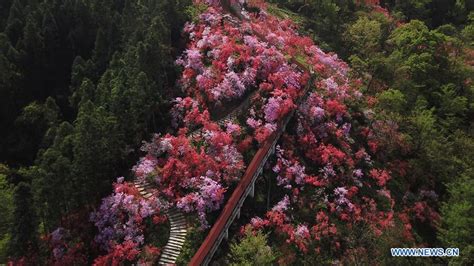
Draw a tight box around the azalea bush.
[136,120,245,228]
[89,179,167,265]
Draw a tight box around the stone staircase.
[133,181,188,265]
[158,208,188,265]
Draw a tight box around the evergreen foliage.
[0,165,13,262]
[229,228,276,266]
[9,180,38,259]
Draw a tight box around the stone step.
[162,248,182,256]
[170,225,187,229]
[162,250,181,258]
[170,230,186,235]
[170,221,186,225]
[170,232,186,238]
[170,233,187,238]
[170,222,187,227]
[159,257,178,264]
[164,241,183,249]
[170,221,186,227]
[158,258,175,265]
[171,232,186,237]
[170,230,187,234]
[163,243,183,251]
[159,258,175,264]
[170,227,188,233]
[170,228,187,233]
[160,253,179,261]
[170,218,186,222]
[170,223,186,227]
[163,247,181,254]
[169,235,186,241]
[162,252,180,259]
[169,238,185,245]
[170,231,185,237]
[159,256,178,264]
[142,193,153,198]
[168,214,184,221]
[166,212,180,216]
[135,181,151,187]
[169,215,185,221]
[160,252,177,259]
[168,241,184,248]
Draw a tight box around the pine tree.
[32,121,74,232]
[0,164,13,262]
[71,100,121,207]
[439,171,474,265]
[9,180,38,259]
[229,227,276,266]
[0,33,22,164]
[4,0,26,45]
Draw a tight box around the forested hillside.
[0,0,192,262]
[0,0,472,265]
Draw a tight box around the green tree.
[391,0,432,23]
[344,14,388,86]
[4,0,26,45]
[0,165,14,263]
[439,171,474,265]
[13,97,60,164]
[229,228,276,266]
[345,16,382,58]
[32,121,74,232]
[71,100,121,207]
[9,180,38,259]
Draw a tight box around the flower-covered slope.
[86,1,430,264]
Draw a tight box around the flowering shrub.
[89,178,167,262]
[176,176,227,228]
[48,227,87,265]
[136,118,245,228]
[93,240,140,266]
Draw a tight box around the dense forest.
[0,0,472,265]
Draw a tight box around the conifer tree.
[32,121,74,232]
[72,100,121,207]
[9,181,38,259]
[0,165,13,262]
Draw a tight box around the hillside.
[0,0,473,265]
